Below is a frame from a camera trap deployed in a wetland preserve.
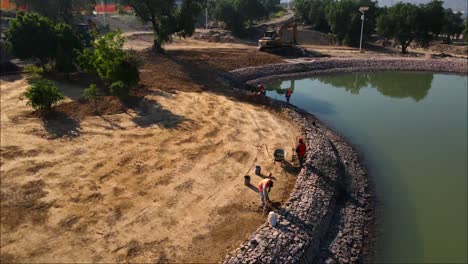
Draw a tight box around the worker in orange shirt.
[258,178,273,206]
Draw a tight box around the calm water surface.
[266,72,467,263]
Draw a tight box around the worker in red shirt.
[258,84,266,96]
[285,88,292,104]
[296,138,307,167]
[258,178,273,206]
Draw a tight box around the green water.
[266,72,467,263]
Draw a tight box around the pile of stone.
[192,30,239,43]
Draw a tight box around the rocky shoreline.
[230,58,467,85]
[222,58,467,264]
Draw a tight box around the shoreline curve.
[222,58,467,264]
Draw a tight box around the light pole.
[205,7,208,30]
[359,6,369,53]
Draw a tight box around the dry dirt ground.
[0,42,300,263]
[125,33,467,62]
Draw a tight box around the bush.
[464,21,468,42]
[272,10,285,19]
[109,81,130,99]
[6,12,56,66]
[54,23,82,73]
[77,31,140,86]
[109,56,140,87]
[24,77,64,111]
[6,12,82,72]
[83,83,102,111]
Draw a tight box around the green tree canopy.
[77,31,140,99]
[325,0,378,46]
[6,12,56,66]
[209,0,243,32]
[54,22,82,73]
[209,0,279,34]
[464,21,468,42]
[120,0,205,52]
[377,0,446,53]
[442,9,464,40]
[294,0,331,32]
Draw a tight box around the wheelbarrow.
[273,149,285,163]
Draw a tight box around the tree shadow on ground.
[0,72,23,82]
[99,115,125,130]
[282,160,301,175]
[55,81,88,101]
[41,111,81,139]
[257,172,278,180]
[125,96,187,129]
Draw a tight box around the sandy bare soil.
[0,74,299,263]
[124,31,467,61]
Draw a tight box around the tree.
[209,0,270,34]
[120,0,205,52]
[238,0,265,26]
[325,0,378,46]
[77,31,140,99]
[419,0,444,38]
[294,0,331,32]
[209,0,243,33]
[54,23,82,73]
[13,0,95,24]
[24,77,64,112]
[261,0,281,20]
[5,12,56,67]
[377,1,445,53]
[83,83,102,112]
[442,9,464,41]
[464,21,468,42]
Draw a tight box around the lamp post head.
[359,6,369,13]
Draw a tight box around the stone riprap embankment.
[229,58,468,85]
[223,58,467,264]
[223,103,373,264]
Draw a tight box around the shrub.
[109,56,140,87]
[109,81,130,99]
[54,23,82,73]
[24,77,64,111]
[273,10,285,19]
[77,31,140,98]
[6,12,56,67]
[77,31,139,85]
[83,83,102,112]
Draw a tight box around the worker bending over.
[258,178,273,206]
[296,138,307,167]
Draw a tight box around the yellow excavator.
[258,22,297,52]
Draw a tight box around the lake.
[266,72,467,263]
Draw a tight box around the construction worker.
[258,178,273,206]
[258,84,266,96]
[285,88,292,104]
[296,138,307,167]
